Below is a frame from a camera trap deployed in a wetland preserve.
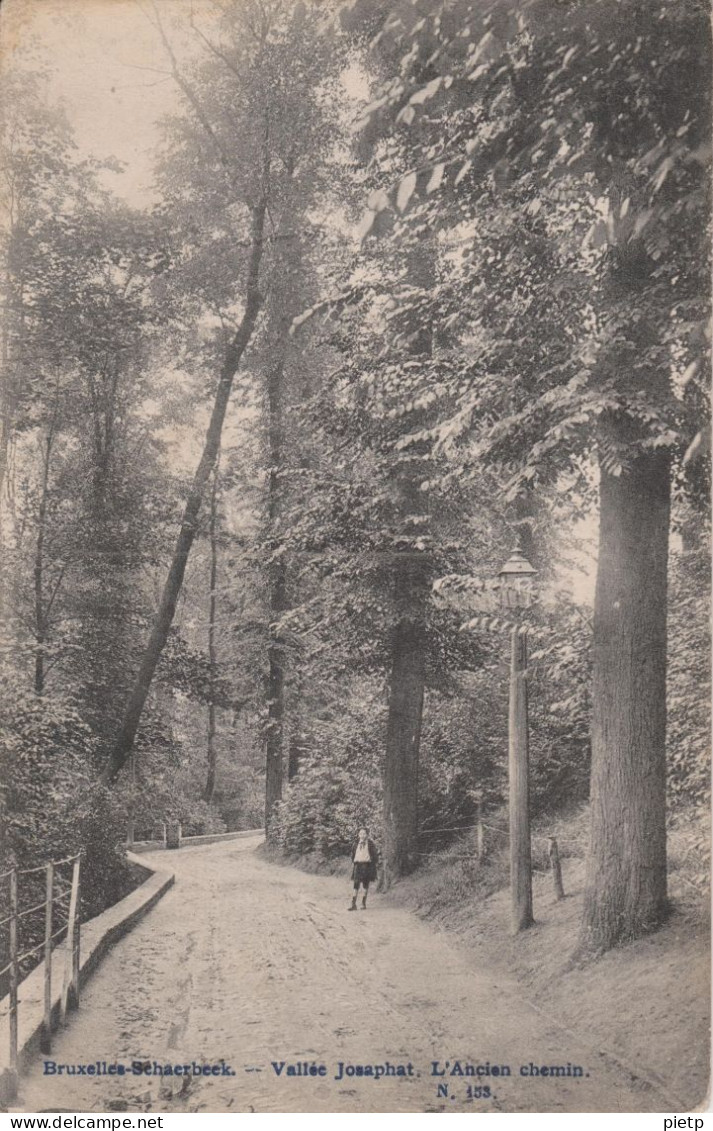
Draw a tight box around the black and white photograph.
[0,0,710,1116]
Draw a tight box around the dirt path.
[17,839,664,1113]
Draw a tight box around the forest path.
[17,838,661,1114]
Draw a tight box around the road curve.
[16,837,662,1113]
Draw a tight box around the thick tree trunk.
[33,423,57,696]
[264,617,285,829]
[79,358,141,745]
[0,269,20,614]
[0,268,18,512]
[264,360,286,833]
[382,556,428,881]
[0,415,11,516]
[103,202,266,783]
[579,448,670,952]
[203,465,220,804]
[287,729,301,781]
[381,242,433,882]
[33,458,48,695]
[205,703,217,803]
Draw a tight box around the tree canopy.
[0,0,708,958]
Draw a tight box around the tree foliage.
[0,0,708,959]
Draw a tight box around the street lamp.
[498,548,537,609]
[498,547,537,934]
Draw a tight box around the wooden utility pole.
[508,625,534,933]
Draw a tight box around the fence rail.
[418,810,567,900]
[1,852,81,1095]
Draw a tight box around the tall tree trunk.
[203,464,220,803]
[0,268,19,512]
[79,354,143,746]
[381,243,434,883]
[381,470,431,885]
[264,359,286,833]
[264,606,285,829]
[0,268,21,620]
[382,555,428,879]
[103,201,266,783]
[287,736,300,781]
[33,431,53,695]
[0,408,12,525]
[579,446,670,952]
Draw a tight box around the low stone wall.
[180,829,263,848]
[0,852,174,1106]
[130,828,262,854]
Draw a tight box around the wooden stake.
[72,858,81,1010]
[549,836,565,900]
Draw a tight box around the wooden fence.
[416,813,567,902]
[0,852,81,1092]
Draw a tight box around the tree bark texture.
[33,432,53,695]
[580,448,670,951]
[203,464,220,803]
[104,202,266,783]
[287,734,301,781]
[0,266,22,513]
[381,242,434,882]
[382,554,428,880]
[264,359,286,833]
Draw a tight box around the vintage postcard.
[0,0,710,1115]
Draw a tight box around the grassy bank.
[267,802,710,1108]
[388,803,710,1109]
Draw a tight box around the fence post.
[61,857,80,1022]
[9,869,18,1096]
[72,858,81,1010]
[41,862,54,1053]
[548,836,565,900]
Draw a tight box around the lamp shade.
[498,548,537,609]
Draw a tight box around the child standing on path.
[349,826,379,910]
